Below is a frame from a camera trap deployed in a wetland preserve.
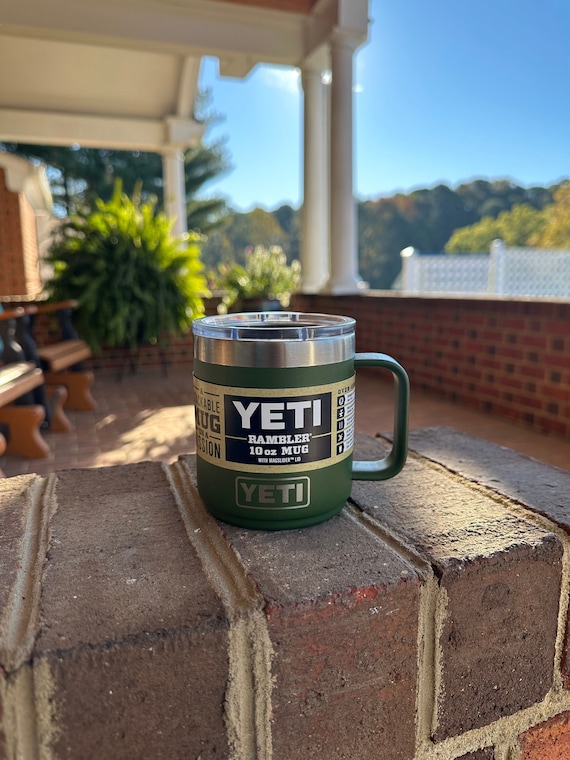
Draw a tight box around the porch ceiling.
[0,0,329,152]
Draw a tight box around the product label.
[193,376,355,472]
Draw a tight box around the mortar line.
[34,657,60,760]
[4,664,39,760]
[343,504,442,752]
[344,501,432,580]
[503,741,520,760]
[413,684,570,759]
[1,474,56,760]
[164,460,273,760]
[0,473,57,673]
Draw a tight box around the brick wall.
[25,292,570,439]
[1,430,570,758]
[0,167,42,297]
[293,292,570,438]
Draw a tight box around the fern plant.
[45,182,208,351]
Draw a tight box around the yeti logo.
[236,476,310,509]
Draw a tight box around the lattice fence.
[489,240,570,297]
[398,241,570,298]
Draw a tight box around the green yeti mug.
[192,312,409,530]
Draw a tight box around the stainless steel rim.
[193,312,356,367]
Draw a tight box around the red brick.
[519,334,548,349]
[407,427,570,520]
[497,347,524,360]
[519,365,546,379]
[545,353,570,369]
[543,385,570,402]
[0,168,41,297]
[34,463,231,759]
[37,629,229,760]
[208,498,421,760]
[546,321,570,335]
[351,435,563,740]
[519,712,570,760]
[512,394,544,410]
[497,376,523,390]
[408,427,570,683]
[536,417,569,436]
[480,330,503,342]
[479,359,502,371]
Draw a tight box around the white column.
[327,30,366,293]
[301,67,329,293]
[489,238,506,295]
[162,149,188,237]
[400,247,419,292]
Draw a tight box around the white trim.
[0,0,306,67]
[176,56,202,118]
[0,153,52,214]
[0,109,202,152]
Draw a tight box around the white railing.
[398,240,570,298]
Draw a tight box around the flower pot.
[231,297,283,313]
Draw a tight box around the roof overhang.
[0,0,367,154]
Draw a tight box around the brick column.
[1,432,570,758]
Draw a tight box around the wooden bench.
[0,304,72,434]
[18,300,97,412]
[0,308,51,459]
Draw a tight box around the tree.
[273,204,301,263]
[454,179,552,219]
[356,180,555,286]
[497,204,547,246]
[530,183,570,248]
[445,204,546,252]
[201,207,287,269]
[358,198,413,289]
[182,140,230,233]
[444,216,502,253]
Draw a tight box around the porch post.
[161,149,188,237]
[327,29,365,293]
[300,66,329,293]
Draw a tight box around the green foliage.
[445,202,550,252]
[357,180,556,286]
[444,216,503,252]
[45,182,208,351]
[201,207,290,268]
[495,204,547,246]
[531,183,570,248]
[358,198,413,290]
[211,245,301,312]
[198,179,559,290]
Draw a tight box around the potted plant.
[45,181,209,351]
[211,245,301,313]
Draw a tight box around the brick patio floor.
[1,366,569,478]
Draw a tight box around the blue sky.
[199,0,570,212]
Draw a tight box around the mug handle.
[352,353,410,481]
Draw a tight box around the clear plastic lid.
[192,312,355,342]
